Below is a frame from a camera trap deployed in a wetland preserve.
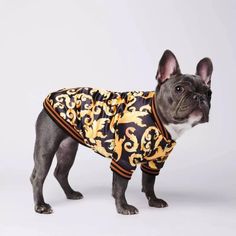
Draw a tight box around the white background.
[0,0,235,235]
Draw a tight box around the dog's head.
[155,50,213,128]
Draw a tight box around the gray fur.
[30,50,213,215]
[30,110,82,214]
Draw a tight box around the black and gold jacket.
[43,87,176,179]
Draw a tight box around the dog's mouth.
[188,109,204,126]
[174,106,208,125]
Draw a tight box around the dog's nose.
[193,94,204,103]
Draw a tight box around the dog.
[30,50,213,215]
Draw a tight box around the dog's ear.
[196,58,213,87]
[156,50,181,83]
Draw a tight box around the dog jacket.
[43,87,176,179]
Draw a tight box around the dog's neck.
[163,122,192,140]
[163,113,202,140]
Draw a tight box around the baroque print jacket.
[43,87,176,179]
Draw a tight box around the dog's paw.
[35,203,53,214]
[116,204,139,215]
[148,198,168,208]
[66,191,83,200]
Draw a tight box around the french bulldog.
[30,50,213,215]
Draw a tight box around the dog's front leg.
[142,172,168,208]
[112,172,139,215]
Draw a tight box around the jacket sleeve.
[141,160,165,176]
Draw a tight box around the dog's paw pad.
[35,203,53,214]
[149,198,168,208]
[117,204,139,215]
[66,191,83,200]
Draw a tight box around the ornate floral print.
[43,87,176,179]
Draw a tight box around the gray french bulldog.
[30,50,213,215]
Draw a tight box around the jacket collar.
[151,94,174,142]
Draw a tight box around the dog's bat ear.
[156,50,181,83]
[196,58,213,87]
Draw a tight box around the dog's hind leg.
[30,110,66,214]
[54,137,83,200]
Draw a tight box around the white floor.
[1,149,236,236]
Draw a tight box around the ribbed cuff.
[141,164,160,176]
[110,160,133,180]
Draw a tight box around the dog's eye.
[175,86,184,93]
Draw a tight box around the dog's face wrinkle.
[174,93,197,118]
